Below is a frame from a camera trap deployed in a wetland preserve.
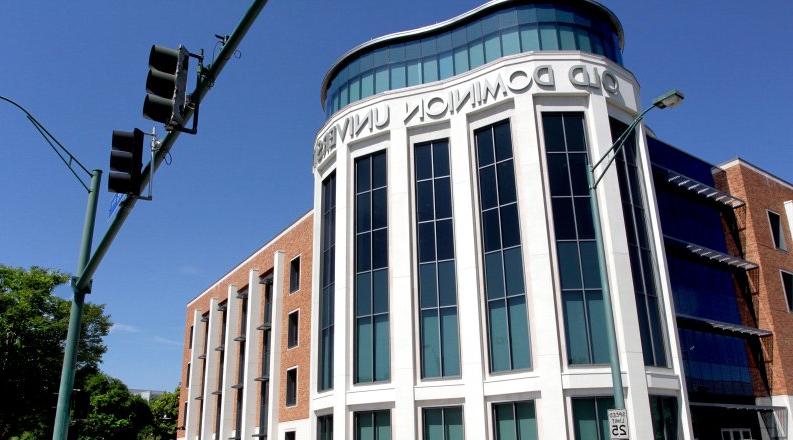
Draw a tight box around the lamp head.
[652,89,685,109]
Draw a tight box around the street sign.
[608,409,629,440]
[108,193,125,219]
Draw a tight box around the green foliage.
[145,387,179,439]
[72,372,152,440]
[0,265,111,439]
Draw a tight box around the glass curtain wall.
[610,118,667,367]
[415,139,461,379]
[542,112,608,365]
[474,120,531,373]
[423,407,464,440]
[492,401,538,440]
[319,173,336,391]
[354,151,390,383]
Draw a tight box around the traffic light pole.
[52,1,268,438]
[52,169,101,440]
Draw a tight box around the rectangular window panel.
[768,210,787,250]
[543,112,608,365]
[484,33,502,63]
[355,410,391,440]
[453,47,469,75]
[415,139,461,379]
[493,401,538,440]
[783,271,793,312]
[502,28,520,56]
[317,414,333,440]
[286,368,297,406]
[572,396,614,440]
[469,41,485,68]
[475,120,531,373]
[539,25,559,50]
[288,310,299,348]
[650,396,678,440]
[355,151,390,384]
[520,25,540,52]
[319,173,336,391]
[361,72,374,98]
[407,60,422,86]
[290,257,300,292]
[423,407,464,440]
[611,117,668,367]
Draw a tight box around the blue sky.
[1,1,791,390]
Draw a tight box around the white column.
[389,125,417,438]
[512,93,568,439]
[267,251,286,439]
[784,201,793,245]
[200,297,221,440]
[240,269,262,439]
[636,123,695,440]
[587,96,652,439]
[185,310,203,440]
[219,285,240,437]
[332,144,350,440]
[448,114,488,440]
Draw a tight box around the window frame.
[421,405,464,440]
[767,209,788,251]
[287,309,300,349]
[285,366,298,407]
[289,256,302,293]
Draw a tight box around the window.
[423,407,463,440]
[650,396,678,440]
[415,139,461,379]
[259,279,273,434]
[782,271,793,312]
[354,151,390,383]
[285,432,296,440]
[611,118,667,367]
[185,362,190,387]
[318,414,333,440]
[543,112,608,365]
[474,120,531,373]
[355,410,391,440]
[571,396,614,440]
[189,325,194,349]
[319,173,336,391]
[286,368,297,407]
[768,211,787,251]
[290,257,301,292]
[492,401,538,440]
[288,310,299,348]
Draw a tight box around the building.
[178,212,313,440]
[130,388,166,403]
[178,1,793,439]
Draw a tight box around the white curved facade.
[309,48,694,439]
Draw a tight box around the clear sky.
[1,1,791,391]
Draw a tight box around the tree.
[145,387,179,440]
[0,265,112,439]
[71,372,152,440]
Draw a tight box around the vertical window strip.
[611,118,668,367]
[474,120,531,373]
[415,139,461,379]
[317,414,334,440]
[355,410,391,440]
[571,396,614,440]
[649,396,678,440]
[319,173,336,391]
[258,281,272,434]
[542,112,608,365]
[423,407,464,440]
[354,151,390,384]
[492,401,538,440]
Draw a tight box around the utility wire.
[0,95,92,191]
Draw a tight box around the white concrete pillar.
[240,269,262,439]
[200,297,221,440]
[185,310,204,440]
[219,285,241,437]
[267,251,286,439]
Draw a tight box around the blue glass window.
[355,152,390,384]
[415,140,461,379]
[423,407,463,440]
[475,120,531,373]
[319,173,336,391]
[572,397,614,440]
[355,410,391,440]
[493,401,538,440]
[543,112,608,365]
[611,118,668,367]
[678,328,754,399]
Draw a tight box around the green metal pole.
[52,169,102,440]
[587,163,626,409]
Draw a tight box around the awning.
[664,235,758,270]
[658,166,745,209]
[677,314,771,337]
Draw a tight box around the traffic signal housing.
[143,45,188,128]
[108,129,144,195]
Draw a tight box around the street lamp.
[586,89,684,411]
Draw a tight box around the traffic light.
[108,129,144,195]
[143,45,188,127]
